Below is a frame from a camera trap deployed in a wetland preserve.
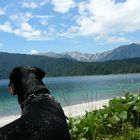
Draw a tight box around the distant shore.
[0,99,109,127]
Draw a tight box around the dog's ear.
[30,67,46,79]
[8,67,22,95]
[9,67,21,81]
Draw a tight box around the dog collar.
[21,93,56,107]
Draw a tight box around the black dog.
[0,67,71,140]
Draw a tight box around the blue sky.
[0,0,140,54]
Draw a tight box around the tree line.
[0,52,140,79]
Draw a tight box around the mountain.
[0,52,140,79]
[40,51,75,60]
[40,43,140,62]
[40,51,107,62]
[103,43,140,61]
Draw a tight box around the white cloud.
[1,0,139,43]
[40,0,49,6]
[40,18,48,26]
[94,33,131,43]
[31,50,39,55]
[51,0,75,13]
[22,0,49,9]
[0,21,56,41]
[22,2,40,9]
[0,22,42,40]
[20,22,32,31]
[106,36,131,43]
[0,11,55,40]
[10,12,32,23]
[33,15,50,26]
[6,12,44,40]
[14,22,42,40]
[10,13,51,26]
[0,8,5,15]
[0,22,13,33]
[67,0,140,42]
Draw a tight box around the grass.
[68,93,140,140]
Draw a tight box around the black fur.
[0,67,71,140]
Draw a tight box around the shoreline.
[63,99,109,117]
[0,99,109,127]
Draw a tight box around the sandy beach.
[0,99,109,127]
[63,99,109,117]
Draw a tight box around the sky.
[0,0,140,54]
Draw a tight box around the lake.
[0,74,140,117]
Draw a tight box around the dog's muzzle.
[8,82,16,95]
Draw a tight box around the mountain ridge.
[39,43,140,62]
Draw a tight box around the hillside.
[0,52,140,79]
[0,52,77,79]
[103,43,140,61]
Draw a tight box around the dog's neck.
[21,88,50,111]
[16,78,50,110]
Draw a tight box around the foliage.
[69,93,140,140]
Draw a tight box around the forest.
[0,52,140,79]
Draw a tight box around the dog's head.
[8,66,46,96]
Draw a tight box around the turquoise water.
[0,74,140,117]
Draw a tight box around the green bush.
[69,93,140,140]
